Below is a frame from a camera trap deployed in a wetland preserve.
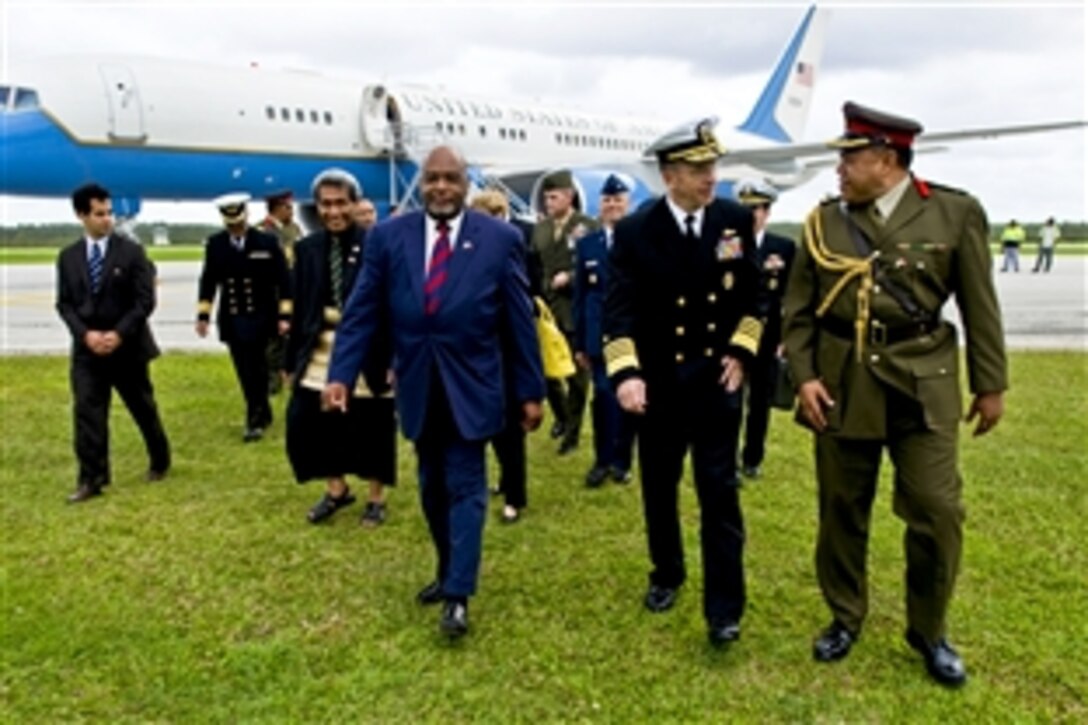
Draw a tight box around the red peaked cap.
[828,102,924,150]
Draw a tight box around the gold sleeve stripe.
[730,316,763,356]
[279,299,293,314]
[197,301,213,314]
[604,337,640,377]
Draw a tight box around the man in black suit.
[196,193,291,441]
[56,183,171,503]
[604,119,763,647]
[734,179,796,480]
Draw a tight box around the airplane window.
[458,123,465,135]
[519,129,526,141]
[265,106,275,120]
[555,132,561,144]
[324,111,333,125]
[295,109,305,122]
[13,88,39,110]
[479,126,487,137]
[281,107,290,121]
[435,121,443,132]
[446,122,455,134]
[499,128,506,139]
[0,85,10,109]
[310,110,319,123]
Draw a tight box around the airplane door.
[360,85,401,152]
[98,64,146,141]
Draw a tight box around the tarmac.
[2,257,1085,355]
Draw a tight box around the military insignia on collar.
[715,229,743,261]
[723,271,734,290]
[763,253,784,270]
[248,251,271,259]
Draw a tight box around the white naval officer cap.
[645,117,727,164]
[213,192,251,224]
[734,178,779,207]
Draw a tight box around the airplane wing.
[725,119,1087,168]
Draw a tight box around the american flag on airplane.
[796,61,814,87]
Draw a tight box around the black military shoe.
[644,584,679,613]
[243,426,264,443]
[813,621,856,662]
[741,464,761,479]
[906,629,967,687]
[67,483,102,504]
[440,600,469,639]
[610,467,632,484]
[557,439,578,456]
[585,466,609,488]
[417,581,443,606]
[549,421,566,440]
[708,620,741,648]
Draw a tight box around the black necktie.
[329,236,344,308]
[684,214,697,242]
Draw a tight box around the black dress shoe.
[440,600,469,638]
[557,439,578,456]
[549,421,566,440]
[906,629,967,687]
[417,581,444,606]
[610,467,632,484]
[243,427,264,443]
[708,620,741,647]
[813,621,856,662]
[67,483,102,504]
[146,467,169,483]
[644,584,679,613]
[585,466,609,488]
[741,464,761,479]
[307,489,356,524]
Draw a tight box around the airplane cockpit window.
[0,85,10,110]
[13,87,40,110]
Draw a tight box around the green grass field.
[1,352,1085,722]
[0,245,206,265]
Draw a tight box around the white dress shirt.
[665,196,705,237]
[84,235,109,261]
[424,212,464,274]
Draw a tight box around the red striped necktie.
[424,220,451,315]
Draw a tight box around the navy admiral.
[196,193,292,441]
[604,118,763,647]
[783,102,1007,686]
[572,173,636,487]
[733,179,796,479]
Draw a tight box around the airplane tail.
[736,5,830,143]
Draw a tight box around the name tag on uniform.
[716,230,743,260]
[248,251,271,259]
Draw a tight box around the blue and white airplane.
[0,6,1082,222]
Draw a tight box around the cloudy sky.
[2,0,1085,224]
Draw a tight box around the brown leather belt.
[820,316,940,347]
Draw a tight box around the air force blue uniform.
[573,225,635,476]
[328,209,544,598]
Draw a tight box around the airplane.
[1,5,1084,225]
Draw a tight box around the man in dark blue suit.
[573,174,637,488]
[733,180,796,480]
[324,146,545,638]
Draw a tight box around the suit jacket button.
[675,352,685,363]
[707,292,717,303]
[704,348,714,357]
[676,296,686,307]
[676,326,685,336]
[707,322,716,332]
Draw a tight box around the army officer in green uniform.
[783,102,1007,687]
[531,170,599,454]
